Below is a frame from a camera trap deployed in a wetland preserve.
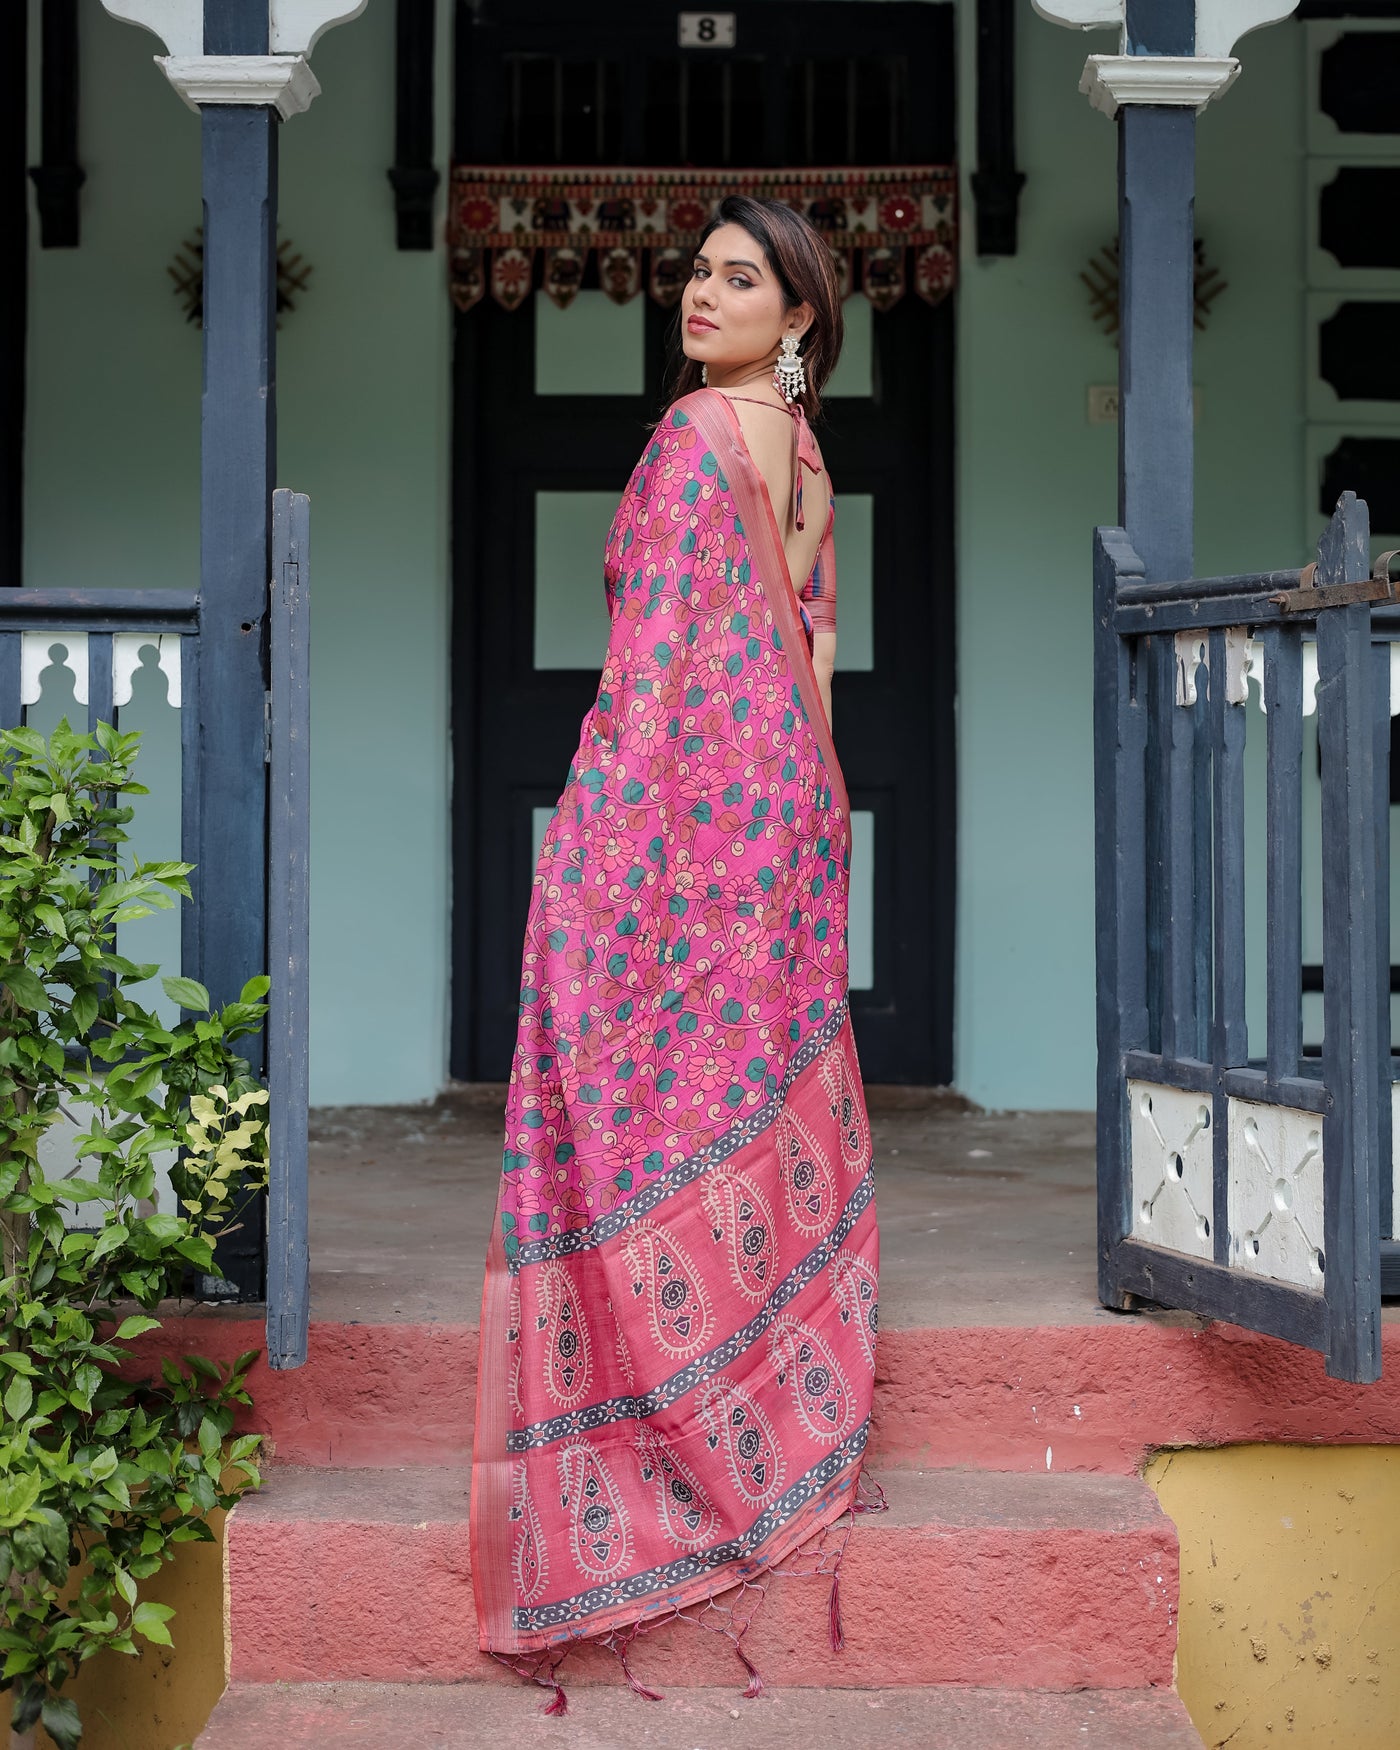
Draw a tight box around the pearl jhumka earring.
[773,334,806,403]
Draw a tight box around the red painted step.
[224,1465,1177,1691]
[197,1679,1203,1748]
[142,1314,1400,1474]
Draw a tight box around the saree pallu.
[471,387,878,1666]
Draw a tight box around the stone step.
[197,1679,1203,1748]
[224,1465,1177,1691]
[141,1313,1400,1473]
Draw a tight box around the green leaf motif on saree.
[700,452,717,476]
[644,1151,665,1173]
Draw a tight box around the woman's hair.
[666,194,844,421]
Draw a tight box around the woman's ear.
[787,301,816,342]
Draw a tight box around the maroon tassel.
[618,1637,664,1702]
[828,1571,845,1653]
[736,1642,766,1699]
[541,1676,569,1717]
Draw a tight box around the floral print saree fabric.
[471,388,878,1662]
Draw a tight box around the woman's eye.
[692,265,708,279]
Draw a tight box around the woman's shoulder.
[663,387,724,426]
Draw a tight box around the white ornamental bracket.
[1030,0,1300,113]
[98,1,368,114]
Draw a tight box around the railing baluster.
[179,631,203,998]
[1211,627,1247,1268]
[86,632,113,738]
[1192,674,1212,1062]
[1153,635,1197,1060]
[0,631,21,730]
[1264,625,1303,1083]
[1373,640,1393,1240]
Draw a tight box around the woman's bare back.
[727,394,829,591]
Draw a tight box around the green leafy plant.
[0,721,270,1748]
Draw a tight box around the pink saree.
[471,387,878,1684]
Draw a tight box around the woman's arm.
[812,632,836,732]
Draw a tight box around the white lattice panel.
[1227,1098,1325,1288]
[1129,1080,1215,1260]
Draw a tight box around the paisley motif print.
[635,1425,725,1548]
[702,1168,779,1302]
[820,1045,871,1176]
[509,1458,548,1604]
[831,1249,879,1370]
[533,1261,593,1408]
[620,1222,714,1357]
[696,1375,786,1508]
[777,1108,839,1234]
[558,1440,633,1579]
[767,1316,856,1444]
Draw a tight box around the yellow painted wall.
[35,1513,225,1750]
[1147,1446,1400,1750]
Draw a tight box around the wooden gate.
[0,487,312,1369]
[1095,491,1390,1383]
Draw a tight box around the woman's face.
[681,223,810,380]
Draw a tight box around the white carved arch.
[21,636,88,709]
[113,634,183,709]
[271,1,370,54]
[1033,0,1300,59]
[99,0,369,59]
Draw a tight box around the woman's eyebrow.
[692,252,764,273]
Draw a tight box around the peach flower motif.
[686,1046,730,1092]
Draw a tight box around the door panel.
[451,0,955,1084]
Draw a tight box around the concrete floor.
[304,1090,1123,1329]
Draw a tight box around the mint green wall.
[23,0,452,1105]
[23,3,1311,1109]
[953,14,1305,1108]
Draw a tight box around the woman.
[471,195,879,1707]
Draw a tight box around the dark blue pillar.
[192,0,277,1298]
[1117,0,1197,581]
[1117,106,1195,581]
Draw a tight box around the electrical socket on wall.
[1088,385,1201,425]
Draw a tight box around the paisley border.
[512,1420,870,1636]
[506,1168,874,1451]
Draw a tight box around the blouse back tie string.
[715,392,821,532]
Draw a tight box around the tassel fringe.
[736,1642,766,1699]
[828,1571,845,1653]
[618,1633,664,1701]
[541,1677,568,1717]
